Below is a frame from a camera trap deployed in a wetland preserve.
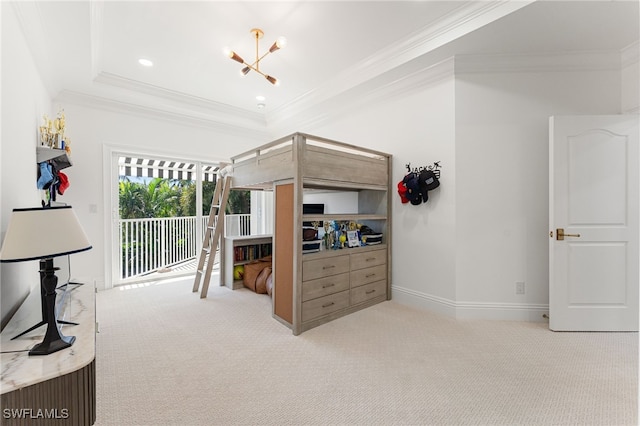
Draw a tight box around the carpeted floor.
[95,276,638,425]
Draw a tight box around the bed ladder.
[192,174,232,298]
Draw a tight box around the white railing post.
[134,221,139,277]
[144,219,148,275]
[160,219,167,269]
[121,221,126,280]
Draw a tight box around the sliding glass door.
[111,151,219,286]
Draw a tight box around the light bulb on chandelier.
[224,28,285,86]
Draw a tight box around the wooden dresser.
[301,245,388,325]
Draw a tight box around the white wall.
[454,65,622,320]
[0,5,54,328]
[304,75,458,312]
[292,54,628,321]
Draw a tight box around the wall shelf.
[302,214,387,222]
[37,146,72,169]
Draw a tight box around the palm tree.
[119,178,146,219]
[142,178,181,218]
[119,177,189,276]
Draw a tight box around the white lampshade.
[0,206,92,262]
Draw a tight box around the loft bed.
[226,132,392,335]
[230,132,390,191]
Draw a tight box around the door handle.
[556,228,581,241]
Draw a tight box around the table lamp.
[0,206,92,355]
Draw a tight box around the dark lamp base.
[29,335,76,356]
[27,258,77,356]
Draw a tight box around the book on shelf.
[234,243,272,262]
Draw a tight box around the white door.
[549,115,639,331]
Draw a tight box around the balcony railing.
[118,214,251,281]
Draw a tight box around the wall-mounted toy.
[398,161,441,205]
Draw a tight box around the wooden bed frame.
[231,133,389,190]
[229,133,392,334]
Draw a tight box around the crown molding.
[455,50,622,74]
[93,72,265,125]
[65,47,630,138]
[54,90,269,140]
[267,47,629,133]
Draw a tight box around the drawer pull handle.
[322,265,335,270]
[366,257,376,262]
[322,302,335,308]
[322,283,335,289]
[366,290,376,295]
[366,273,376,278]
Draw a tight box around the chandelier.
[224,28,287,86]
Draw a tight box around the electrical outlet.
[516,281,525,295]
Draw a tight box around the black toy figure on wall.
[397,162,441,205]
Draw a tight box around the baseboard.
[391,285,549,322]
[391,285,457,318]
[454,300,549,322]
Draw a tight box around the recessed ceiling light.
[256,95,266,102]
[138,58,153,67]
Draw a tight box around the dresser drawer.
[302,272,350,302]
[303,255,350,281]
[302,290,349,322]
[350,280,386,305]
[350,264,386,288]
[350,249,386,271]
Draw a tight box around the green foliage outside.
[118,176,250,278]
[119,177,250,219]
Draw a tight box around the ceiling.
[10,1,640,127]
